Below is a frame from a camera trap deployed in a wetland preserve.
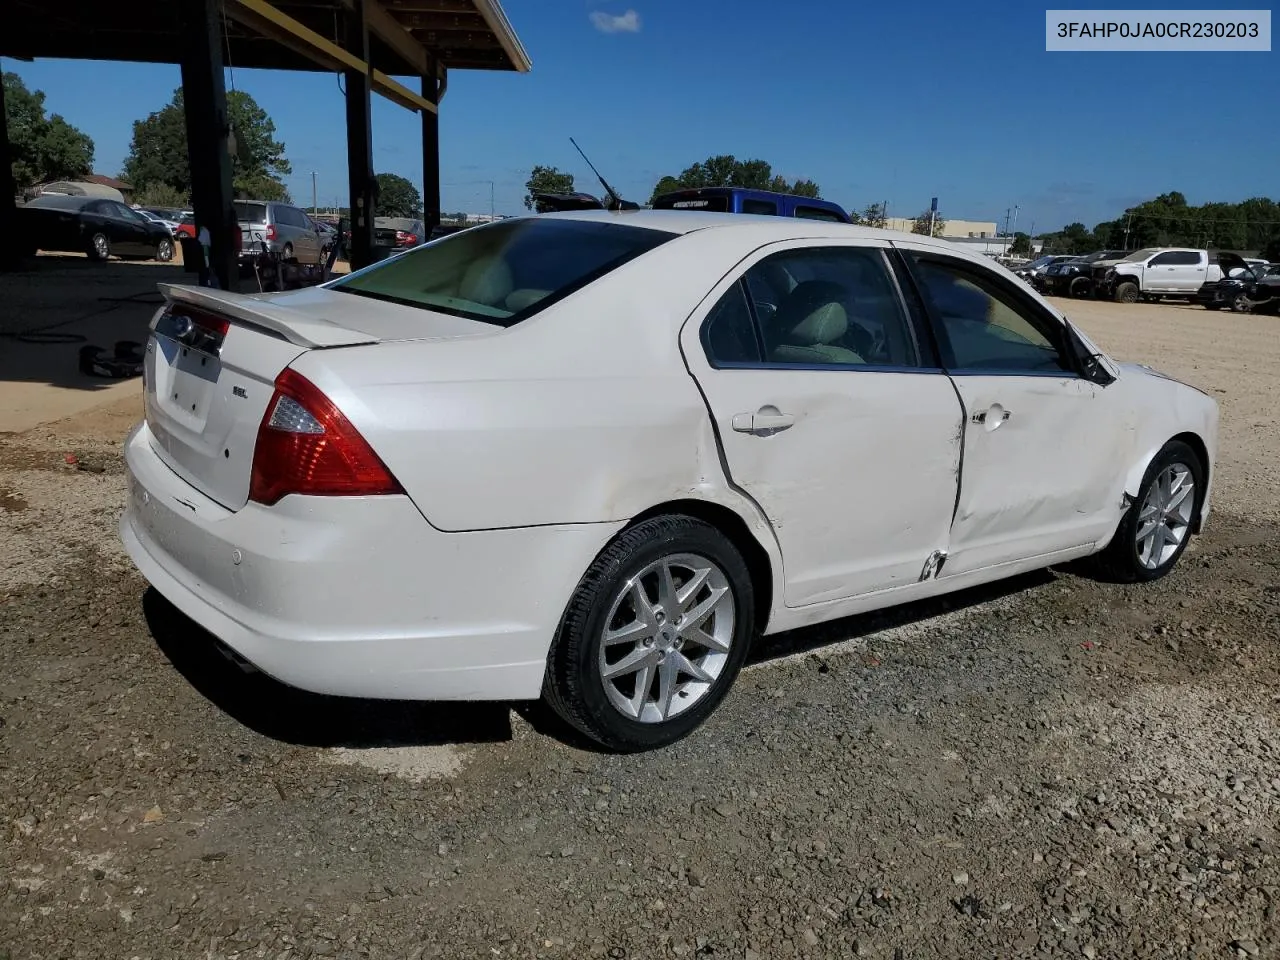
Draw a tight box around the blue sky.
[4,0,1276,231]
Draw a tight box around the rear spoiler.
[157,283,377,349]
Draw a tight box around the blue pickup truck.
[532,186,853,223]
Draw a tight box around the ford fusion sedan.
[120,212,1218,751]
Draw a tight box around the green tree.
[122,88,291,201]
[911,209,946,238]
[3,72,94,189]
[858,202,888,228]
[524,165,575,209]
[374,173,422,218]
[1010,232,1032,256]
[648,155,822,204]
[134,183,188,208]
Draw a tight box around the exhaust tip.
[214,639,260,674]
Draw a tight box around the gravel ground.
[3,298,1279,960]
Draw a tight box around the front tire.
[1115,281,1139,304]
[543,515,755,752]
[87,232,110,261]
[1093,440,1204,583]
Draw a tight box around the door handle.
[971,405,1012,427]
[732,408,795,435]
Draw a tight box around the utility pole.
[1011,204,1020,235]
[489,180,495,219]
[311,172,317,215]
[1123,212,1133,250]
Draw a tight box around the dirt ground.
[2,296,1279,960]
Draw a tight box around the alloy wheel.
[1135,462,1195,570]
[597,553,735,723]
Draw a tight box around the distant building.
[883,216,1010,258]
[463,213,501,224]
[885,217,999,239]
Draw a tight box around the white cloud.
[589,9,641,33]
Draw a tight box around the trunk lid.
[144,283,499,511]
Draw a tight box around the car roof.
[534,208,952,247]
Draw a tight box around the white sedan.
[120,211,1218,751]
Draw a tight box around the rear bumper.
[120,422,619,701]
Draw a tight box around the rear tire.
[543,515,755,752]
[155,237,174,262]
[281,242,294,261]
[1092,440,1204,583]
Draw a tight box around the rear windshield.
[794,205,846,222]
[234,201,267,222]
[330,217,674,326]
[652,194,730,212]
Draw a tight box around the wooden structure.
[1,0,530,287]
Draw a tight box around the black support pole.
[344,0,375,270]
[179,0,237,291]
[421,71,440,231]
[0,71,21,270]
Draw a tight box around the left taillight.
[395,230,417,245]
[248,369,403,506]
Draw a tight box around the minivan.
[236,200,325,264]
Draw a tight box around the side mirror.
[1065,322,1115,386]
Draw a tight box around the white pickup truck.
[1097,248,1223,303]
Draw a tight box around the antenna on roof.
[570,137,639,211]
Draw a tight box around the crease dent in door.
[949,377,1117,556]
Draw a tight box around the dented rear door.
[679,238,964,607]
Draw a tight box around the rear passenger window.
[742,247,920,368]
[742,199,778,216]
[1150,251,1200,266]
[702,283,761,365]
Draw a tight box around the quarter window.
[742,199,778,216]
[702,283,761,365]
[909,256,1071,374]
[741,247,919,367]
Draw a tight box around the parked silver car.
[236,200,325,264]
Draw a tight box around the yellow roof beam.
[225,0,438,113]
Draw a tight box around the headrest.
[458,257,513,305]
[774,280,849,345]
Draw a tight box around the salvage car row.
[1016,248,1278,314]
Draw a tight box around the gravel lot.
[2,297,1278,960]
